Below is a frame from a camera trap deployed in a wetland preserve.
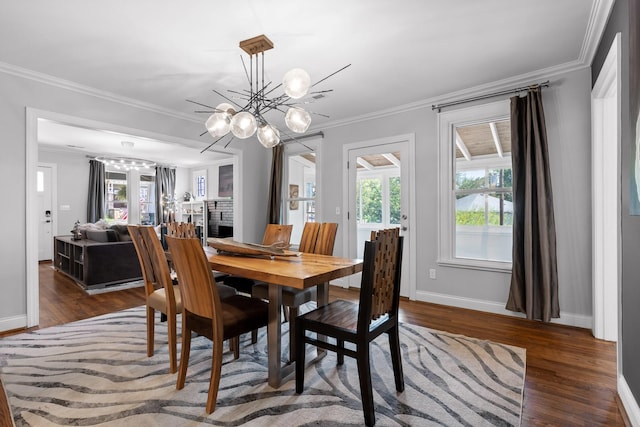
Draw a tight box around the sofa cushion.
[85,229,118,242]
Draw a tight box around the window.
[192,169,207,200]
[438,100,512,271]
[106,171,128,223]
[139,174,156,225]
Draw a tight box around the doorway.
[342,135,416,299]
[26,108,243,327]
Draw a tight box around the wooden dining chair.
[295,228,404,427]
[128,225,182,374]
[166,235,269,414]
[297,221,321,253]
[222,223,293,295]
[252,222,338,361]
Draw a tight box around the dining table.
[204,245,363,388]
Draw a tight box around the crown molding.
[317,59,589,131]
[578,0,616,65]
[0,60,201,124]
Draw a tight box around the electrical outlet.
[429,268,436,279]
[335,207,340,215]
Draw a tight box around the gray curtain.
[506,88,559,321]
[86,159,105,223]
[267,144,284,224]
[155,166,176,224]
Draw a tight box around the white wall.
[0,69,269,330]
[318,67,593,325]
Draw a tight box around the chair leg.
[337,339,345,365]
[295,319,306,394]
[289,306,299,362]
[231,336,240,359]
[167,312,178,374]
[357,346,375,427]
[251,329,258,344]
[205,336,224,414]
[388,326,405,392]
[176,322,192,390]
[146,306,155,357]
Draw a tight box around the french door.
[345,137,414,298]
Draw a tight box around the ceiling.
[0,1,604,166]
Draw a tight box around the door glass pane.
[139,174,156,225]
[356,177,382,224]
[389,176,401,224]
[106,171,128,223]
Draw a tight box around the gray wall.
[0,69,268,327]
[318,66,592,322]
[38,149,90,235]
[592,0,640,409]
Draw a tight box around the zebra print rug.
[0,306,525,426]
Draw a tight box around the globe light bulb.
[283,68,311,99]
[205,103,236,137]
[285,107,312,133]
[257,123,280,148]
[230,111,257,139]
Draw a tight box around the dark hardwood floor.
[0,261,629,426]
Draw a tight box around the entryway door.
[343,135,415,299]
[37,164,55,261]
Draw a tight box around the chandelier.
[190,35,349,150]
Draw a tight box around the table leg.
[267,283,283,388]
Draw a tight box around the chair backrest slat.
[359,228,403,323]
[128,225,157,297]
[262,224,293,247]
[314,223,338,256]
[298,222,321,253]
[139,226,178,309]
[166,236,220,321]
[167,222,197,238]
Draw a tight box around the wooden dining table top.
[204,247,362,289]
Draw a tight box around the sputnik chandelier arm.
[187,34,350,151]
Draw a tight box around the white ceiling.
[0,1,605,167]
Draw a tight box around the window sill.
[437,258,512,274]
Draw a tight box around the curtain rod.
[431,80,550,112]
[281,131,324,144]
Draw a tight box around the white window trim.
[437,100,512,272]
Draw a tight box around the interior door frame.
[591,32,621,346]
[25,107,243,327]
[341,133,416,300]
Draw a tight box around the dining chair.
[295,228,404,427]
[166,235,269,414]
[252,222,338,361]
[128,225,182,374]
[222,223,293,295]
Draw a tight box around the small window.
[105,171,128,224]
[438,100,512,271]
[139,174,156,225]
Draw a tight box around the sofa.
[54,222,142,290]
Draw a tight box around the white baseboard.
[415,290,593,329]
[619,375,640,426]
[0,315,27,333]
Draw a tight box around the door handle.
[401,226,407,231]
[45,220,51,223]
